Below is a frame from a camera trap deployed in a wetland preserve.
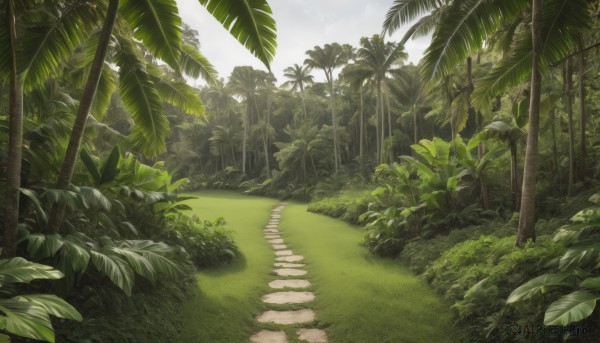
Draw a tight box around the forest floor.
[179,191,459,343]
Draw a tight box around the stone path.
[249,203,328,343]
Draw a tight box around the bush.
[307,189,374,224]
[421,231,566,342]
[161,216,238,268]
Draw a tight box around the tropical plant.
[508,192,600,326]
[0,257,82,342]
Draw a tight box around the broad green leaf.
[90,251,134,296]
[25,234,63,260]
[19,188,47,224]
[581,277,600,290]
[16,295,82,321]
[109,247,156,281]
[0,298,54,342]
[100,145,121,185]
[199,0,277,69]
[0,258,63,286]
[544,291,599,326]
[80,149,101,185]
[507,273,570,304]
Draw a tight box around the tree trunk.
[565,57,575,196]
[385,84,393,162]
[359,85,364,168]
[378,80,385,163]
[578,49,586,181]
[329,75,339,173]
[375,93,381,164]
[516,0,542,247]
[242,105,248,174]
[3,0,23,257]
[48,0,120,233]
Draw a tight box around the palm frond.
[382,0,440,36]
[120,0,182,70]
[420,0,529,81]
[199,0,277,68]
[114,37,169,144]
[474,0,592,109]
[91,63,117,119]
[180,43,218,84]
[20,1,101,90]
[153,76,205,117]
[401,10,441,44]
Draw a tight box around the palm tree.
[388,65,425,146]
[228,66,267,175]
[282,64,313,119]
[304,43,347,173]
[354,35,407,163]
[46,0,277,232]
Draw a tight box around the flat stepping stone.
[262,291,315,304]
[269,279,311,289]
[268,221,279,226]
[271,214,281,219]
[274,250,293,256]
[250,330,288,343]
[256,309,315,325]
[265,234,281,239]
[274,268,307,277]
[297,329,327,343]
[265,224,278,229]
[274,263,305,268]
[272,244,287,250]
[268,238,284,244]
[275,255,304,262]
[264,228,279,233]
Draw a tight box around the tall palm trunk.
[375,93,381,163]
[516,0,542,247]
[385,85,393,162]
[359,85,364,168]
[378,80,385,163]
[565,57,575,196]
[329,76,339,173]
[48,0,120,233]
[242,103,249,174]
[3,0,23,257]
[578,50,586,181]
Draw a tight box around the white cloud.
[176,0,430,85]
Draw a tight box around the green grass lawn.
[179,191,278,342]
[180,192,459,343]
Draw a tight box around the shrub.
[422,231,565,342]
[307,189,374,224]
[161,216,238,268]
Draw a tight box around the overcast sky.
[176,0,431,85]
